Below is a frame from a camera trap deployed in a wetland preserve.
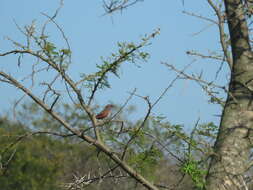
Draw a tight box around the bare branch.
[87,29,160,106]
[152,63,192,108]
[0,71,160,190]
[183,10,218,24]
[0,48,100,140]
[102,0,143,15]
[207,0,233,69]
[121,94,152,160]
[162,62,226,90]
[186,50,224,61]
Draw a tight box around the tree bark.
[206,0,253,189]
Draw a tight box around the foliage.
[0,102,219,189]
[0,119,62,190]
[79,30,158,95]
[181,155,207,189]
[127,145,163,181]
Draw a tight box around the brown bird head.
[96,104,115,119]
[104,104,114,110]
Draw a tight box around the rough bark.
[206,0,253,189]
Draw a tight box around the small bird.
[96,104,114,119]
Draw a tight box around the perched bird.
[96,104,114,119]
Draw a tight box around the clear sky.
[0,0,228,128]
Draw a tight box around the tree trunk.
[206,0,253,189]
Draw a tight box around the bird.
[96,104,114,119]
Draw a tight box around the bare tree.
[3,0,253,189]
[102,0,253,189]
[0,2,166,190]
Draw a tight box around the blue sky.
[0,0,228,128]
